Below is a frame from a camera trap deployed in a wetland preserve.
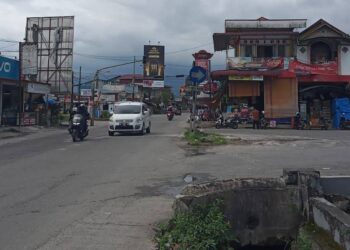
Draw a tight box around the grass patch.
[155,200,234,250]
[292,223,343,250]
[184,130,227,146]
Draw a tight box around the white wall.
[296,46,309,64]
[339,46,350,75]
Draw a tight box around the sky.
[0,0,350,94]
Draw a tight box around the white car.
[108,102,151,136]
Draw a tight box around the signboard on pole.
[189,66,207,84]
[143,45,165,80]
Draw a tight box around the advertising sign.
[143,45,164,80]
[27,82,50,94]
[143,80,164,88]
[288,60,338,75]
[227,57,283,70]
[0,55,19,81]
[80,89,92,97]
[20,42,38,75]
[228,75,263,81]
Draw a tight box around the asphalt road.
[0,115,187,250]
[1,115,350,250]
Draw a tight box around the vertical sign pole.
[78,66,81,103]
[191,82,196,132]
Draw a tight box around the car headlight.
[136,117,143,123]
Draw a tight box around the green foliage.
[295,227,312,250]
[155,200,233,250]
[184,130,227,146]
[161,91,172,105]
[100,110,111,119]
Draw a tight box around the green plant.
[155,200,233,250]
[295,227,312,250]
[100,110,111,119]
[184,130,227,146]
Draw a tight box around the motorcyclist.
[77,104,90,132]
[259,110,266,129]
[217,110,224,125]
[68,106,78,133]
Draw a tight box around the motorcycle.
[340,113,350,129]
[167,111,174,121]
[259,117,268,129]
[215,116,239,129]
[295,118,307,130]
[68,114,89,142]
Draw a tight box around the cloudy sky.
[0,0,350,92]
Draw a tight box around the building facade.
[211,17,350,126]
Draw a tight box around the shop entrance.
[1,84,19,125]
[299,84,350,126]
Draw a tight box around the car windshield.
[114,105,141,114]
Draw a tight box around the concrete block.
[310,197,350,250]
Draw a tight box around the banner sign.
[229,75,263,81]
[143,80,164,88]
[80,89,92,96]
[288,60,338,75]
[227,57,283,70]
[27,82,50,94]
[0,55,19,81]
[143,45,165,80]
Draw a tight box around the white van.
[108,102,151,136]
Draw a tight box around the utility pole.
[191,84,197,132]
[71,71,74,109]
[91,71,98,126]
[78,66,82,103]
[132,56,135,101]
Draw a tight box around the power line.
[165,42,213,55]
[0,38,19,43]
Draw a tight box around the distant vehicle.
[108,102,151,136]
[167,110,174,121]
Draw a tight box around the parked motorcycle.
[258,117,267,129]
[215,116,239,129]
[167,111,174,121]
[68,114,89,142]
[340,113,350,129]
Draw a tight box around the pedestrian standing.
[252,107,260,129]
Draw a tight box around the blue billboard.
[0,55,19,81]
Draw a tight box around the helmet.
[72,107,78,112]
[261,110,265,114]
